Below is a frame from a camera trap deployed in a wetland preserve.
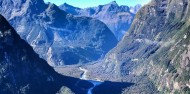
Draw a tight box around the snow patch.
[129,9,135,14]
[135,39,143,43]
[179,2,183,6]
[184,35,187,39]
[135,38,158,45]
[131,58,139,62]
[186,84,190,89]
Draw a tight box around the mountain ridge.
[0,0,118,66]
[59,1,141,40]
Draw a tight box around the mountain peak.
[104,1,119,9]
[61,2,81,9]
[109,1,117,5]
[59,1,135,40]
[63,2,71,6]
[106,1,118,6]
[129,4,142,14]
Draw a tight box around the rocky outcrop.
[87,0,190,93]
[0,0,117,66]
[0,14,93,94]
[59,1,140,40]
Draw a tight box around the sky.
[43,0,151,8]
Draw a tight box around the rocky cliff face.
[87,0,190,93]
[0,0,117,66]
[59,1,140,40]
[0,14,93,94]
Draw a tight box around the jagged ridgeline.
[0,0,117,66]
[88,0,190,93]
[59,1,141,40]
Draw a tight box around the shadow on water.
[76,79,94,89]
[92,81,134,94]
[61,77,94,94]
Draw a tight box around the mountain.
[59,1,141,40]
[0,14,94,94]
[129,4,142,14]
[0,0,117,66]
[85,0,190,93]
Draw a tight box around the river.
[79,67,103,94]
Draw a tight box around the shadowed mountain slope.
[0,14,94,94]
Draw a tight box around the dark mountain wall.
[0,14,92,94]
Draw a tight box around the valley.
[0,0,190,94]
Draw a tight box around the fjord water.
[79,67,134,94]
[79,67,103,94]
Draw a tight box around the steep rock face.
[59,1,139,40]
[0,14,93,94]
[88,0,190,93]
[0,0,117,66]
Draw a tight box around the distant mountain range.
[0,0,117,66]
[59,1,142,40]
